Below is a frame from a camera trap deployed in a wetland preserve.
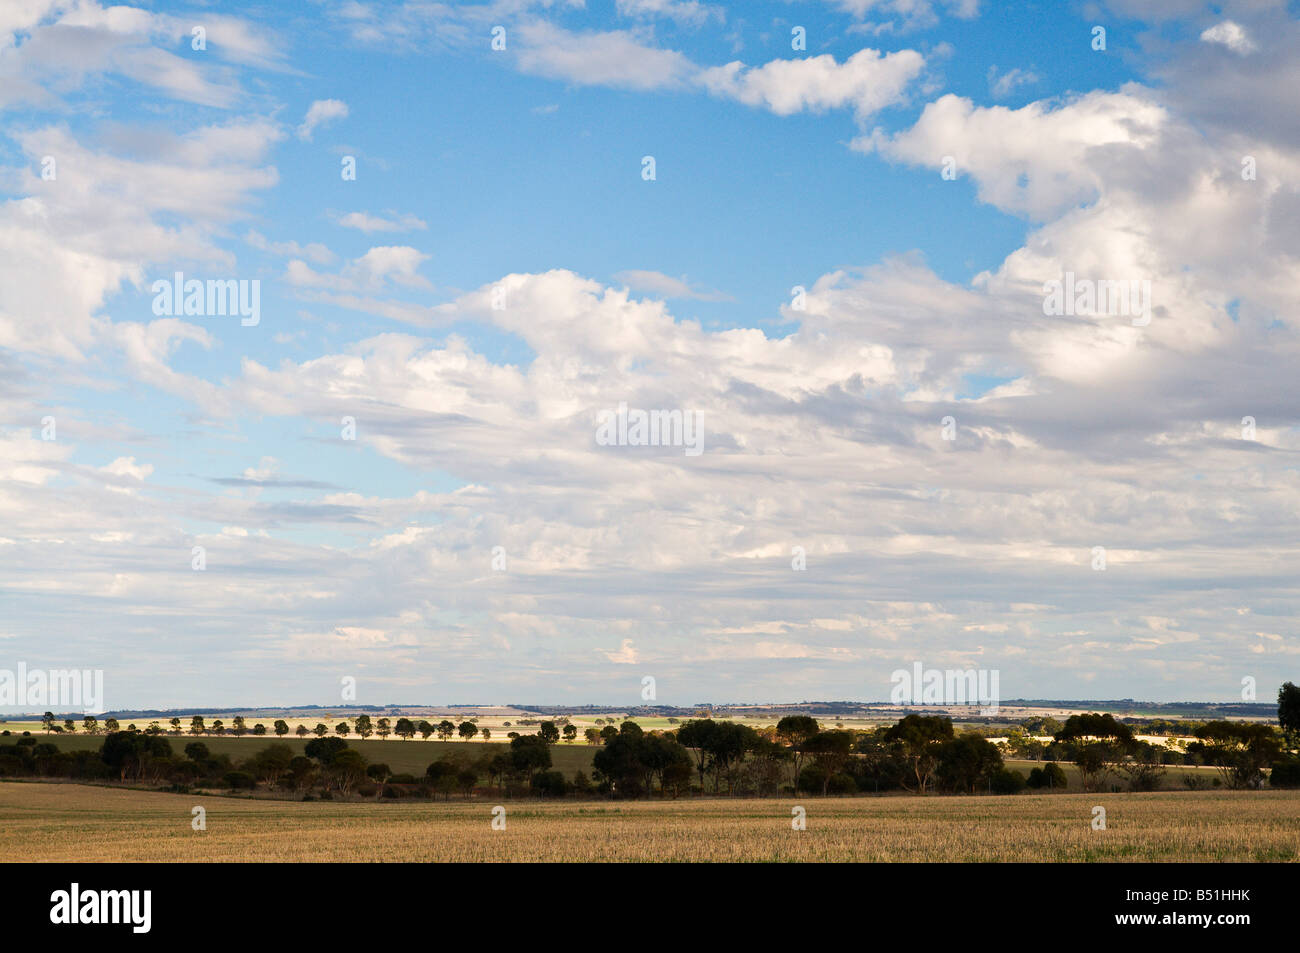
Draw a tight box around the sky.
[1,0,1298,710]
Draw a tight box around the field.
[2,782,1298,862]
[7,732,1235,790]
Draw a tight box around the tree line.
[5,682,1295,799]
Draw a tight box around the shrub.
[533,770,569,797]
[1025,762,1067,790]
[826,773,858,795]
[991,768,1027,794]
[356,782,379,797]
[223,771,255,790]
[1269,757,1300,789]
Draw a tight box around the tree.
[375,718,391,740]
[1117,743,1166,792]
[250,744,295,786]
[418,720,434,740]
[63,719,76,734]
[296,725,309,739]
[426,759,458,799]
[1188,721,1282,789]
[1279,682,1300,750]
[884,714,955,794]
[457,767,479,797]
[509,734,552,783]
[304,736,348,765]
[104,718,119,734]
[805,730,854,795]
[42,712,54,734]
[82,716,98,735]
[189,716,205,736]
[991,768,1027,794]
[776,715,820,793]
[231,715,247,737]
[313,723,328,738]
[335,722,350,738]
[211,719,225,736]
[437,720,455,742]
[935,733,1003,794]
[1054,713,1135,792]
[584,727,601,745]
[287,756,318,794]
[326,749,368,795]
[458,721,478,742]
[563,724,578,743]
[184,741,210,762]
[169,717,181,735]
[395,718,416,740]
[354,715,373,740]
[1026,762,1068,790]
[101,731,172,782]
[675,719,719,792]
[252,723,267,736]
[480,728,491,742]
[537,721,560,745]
[274,720,290,739]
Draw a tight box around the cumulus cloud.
[699,48,925,121]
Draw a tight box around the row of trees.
[37,713,505,743]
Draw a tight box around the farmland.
[4,731,1232,791]
[2,782,1297,862]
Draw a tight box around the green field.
[3,782,1297,862]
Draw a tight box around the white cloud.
[1199,20,1256,54]
[987,65,1038,98]
[297,98,349,140]
[613,269,731,301]
[699,48,925,121]
[514,21,695,90]
[335,211,428,233]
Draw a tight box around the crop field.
[3,782,1298,862]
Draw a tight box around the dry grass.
[3,781,1299,862]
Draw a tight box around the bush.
[223,771,255,790]
[991,768,1026,794]
[533,770,569,797]
[1269,757,1300,789]
[1025,762,1067,790]
[356,782,379,797]
[389,773,418,784]
[826,773,858,795]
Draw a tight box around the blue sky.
[1,0,1299,710]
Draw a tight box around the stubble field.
[2,782,1298,862]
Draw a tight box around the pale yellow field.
[3,782,1298,862]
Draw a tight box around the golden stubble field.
[3,782,1299,862]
